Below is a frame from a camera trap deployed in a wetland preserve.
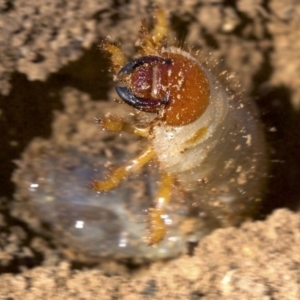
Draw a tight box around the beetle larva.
[92,9,267,245]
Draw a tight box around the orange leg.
[101,43,126,74]
[91,146,155,192]
[92,112,152,191]
[151,9,168,45]
[96,115,149,137]
[139,8,168,56]
[102,9,168,67]
[147,171,174,245]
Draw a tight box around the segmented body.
[92,9,267,244]
[150,47,266,227]
[13,10,267,263]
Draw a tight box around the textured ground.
[1,0,300,299]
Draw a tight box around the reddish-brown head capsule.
[116,52,210,126]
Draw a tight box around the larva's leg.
[101,43,126,74]
[151,9,168,45]
[91,146,155,192]
[96,115,149,137]
[147,172,174,245]
[139,9,168,56]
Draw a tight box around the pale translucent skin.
[16,146,187,262]
[152,49,267,228]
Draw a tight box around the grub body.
[95,9,268,243]
[151,49,267,226]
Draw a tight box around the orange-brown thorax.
[125,52,210,126]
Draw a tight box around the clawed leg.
[91,146,155,192]
[101,43,126,74]
[102,9,168,69]
[96,115,149,137]
[151,9,168,44]
[139,8,168,56]
[92,102,153,192]
[147,171,174,245]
